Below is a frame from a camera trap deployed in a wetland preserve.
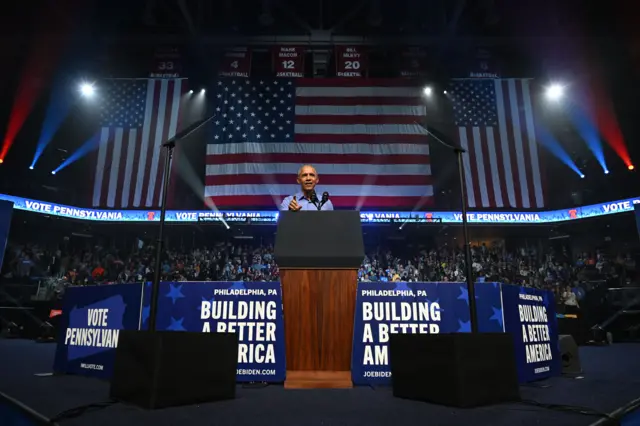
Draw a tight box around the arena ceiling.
[3,0,608,46]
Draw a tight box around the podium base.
[285,371,352,389]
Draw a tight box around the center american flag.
[205,79,432,208]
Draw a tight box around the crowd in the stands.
[2,232,636,308]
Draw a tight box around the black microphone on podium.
[319,192,330,210]
[308,190,319,209]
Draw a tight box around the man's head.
[297,164,318,193]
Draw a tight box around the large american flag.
[450,79,544,209]
[92,78,186,208]
[205,79,431,208]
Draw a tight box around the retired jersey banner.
[53,284,143,378]
[140,281,286,383]
[150,46,182,78]
[467,47,500,79]
[501,284,561,383]
[351,281,504,386]
[335,46,367,77]
[219,48,252,77]
[273,46,305,77]
[398,47,428,78]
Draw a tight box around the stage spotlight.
[200,88,206,94]
[29,166,34,170]
[629,164,635,171]
[0,159,3,164]
[580,174,585,179]
[79,82,95,97]
[545,83,565,101]
[51,170,56,175]
[443,90,448,94]
[605,169,610,174]
[188,89,193,94]
[423,86,432,96]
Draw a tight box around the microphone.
[308,190,319,209]
[319,192,330,210]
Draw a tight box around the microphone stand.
[147,113,217,332]
[414,121,478,334]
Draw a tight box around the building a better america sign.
[140,281,286,383]
[351,281,506,385]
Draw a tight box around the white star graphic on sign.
[215,107,221,111]
[228,133,233,138]
[243,119,248,123]
[224,100,228,104]
[229,119,234,124]
[231,93,236,97]
[271,134,275,138]
[285,134,290,138]
[265,112,269,116]
[230,106,235,111]
[236,126,240,131]
[271,119,276,124]
[222,127,226,131]
[242,134,247,138]
[216,94,222,98]
[257,134,261,138]
[214,135,219,139]
[250,112,255,117]
[217,81,222,85]
[250,126,255,130]
[257,120,262,124]
[244,106,248,110]
[215,121,220,125]
[279,113,284,117]
[265,99,270,104]
[224,87,229,91]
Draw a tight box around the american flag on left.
[92,78,186,208]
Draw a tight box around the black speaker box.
[390,333,521,408]
[110,330,238,409]
[559,334,582,375]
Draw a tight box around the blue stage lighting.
[605,170,610,174]
[537,125,584,178]
[568,105,608,174]
[29,166,34,170]
[31,80,74,169]
[52,133,100,174]
[580,174,585,179]
[51,171,56,175]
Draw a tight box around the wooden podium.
[275,211,364,389]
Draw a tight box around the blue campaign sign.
[501,284,561,383]
[350,281,504,386]
[0,199,13,271]
[53,284,143,378]
[141,281,286,383]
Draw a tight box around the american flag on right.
[449,79,544,209]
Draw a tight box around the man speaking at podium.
[279,164,334,211]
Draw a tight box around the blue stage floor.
[1,339,639,426]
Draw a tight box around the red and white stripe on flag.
[92,78,186,208]
[204,79,432,209]
[451,78,544,209]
